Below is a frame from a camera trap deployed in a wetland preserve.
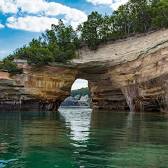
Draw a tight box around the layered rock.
[0,66,77,111]
[1,29,168,112]
[75,29,168,112]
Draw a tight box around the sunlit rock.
[1,29,168,112]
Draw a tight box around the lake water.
[0,108,168,168]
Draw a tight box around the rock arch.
[1,29,168,112]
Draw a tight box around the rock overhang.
[1,29,168,112]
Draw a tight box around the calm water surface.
[0,108,168,168]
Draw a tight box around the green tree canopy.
[1,0,168,73]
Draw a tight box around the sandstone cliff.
[0,66,77,110]
[1,29,168,112]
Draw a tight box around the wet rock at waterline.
[1,29,168,112]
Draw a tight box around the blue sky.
[0,0,128,89]
[0,0,128,58]
[71,79,88,90]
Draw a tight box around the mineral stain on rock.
[1,29,168,112]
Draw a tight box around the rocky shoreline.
[1,29,168,112]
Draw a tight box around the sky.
[71,79,88,90]
[0,0,128,89]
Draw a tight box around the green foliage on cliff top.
[9,20,79,65]
[79,0,168,49]
[71,88,90,98]
[0,59,22,74]
[1,0,168,71]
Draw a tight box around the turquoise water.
[0,108,168,168]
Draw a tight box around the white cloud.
[111,0,129,10]
[16,0,48,14]
[86,0,128,10]
[6,16,58,32]
[0,0,18,13]
[71,79,88,90]
[45,2,87,28]
[62,8,87,28]
[86,0,112,5]
[0,23,4,29]
[0,0,47,14]
[0,0,87,31]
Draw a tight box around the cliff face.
[0,66,77,110]
[74,29,168,112]
[1,29,168,112]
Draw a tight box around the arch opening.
[60,79,91,108]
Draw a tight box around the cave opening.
[61,79,91,108]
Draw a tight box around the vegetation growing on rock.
[79,0,168,49]
[7,20,79,65]
[0,59,22,74]
[71,88,90,98]
[1,0,168,72]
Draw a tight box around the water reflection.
[90,111,168,167]
[0,110,168,167]
[59,108,91,142]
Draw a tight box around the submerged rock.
[0,159,18,168]
[61,96,79,106]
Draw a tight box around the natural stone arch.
[1,29,168,112]
[75,65,129,111]
[60,78,90,108]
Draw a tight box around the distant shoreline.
[59,106,90,109]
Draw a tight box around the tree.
[2,0,168,69]
[79,12,103,49]
[5,20,79,66]
[0,59,22,74]
[151,0,168,28]
[51,20,79,62]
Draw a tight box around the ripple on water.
[0,109,168,167]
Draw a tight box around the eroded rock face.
[106,41,168,112]
[0,66,77,111]
[1,29,168,112]
[76,29,168,112]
